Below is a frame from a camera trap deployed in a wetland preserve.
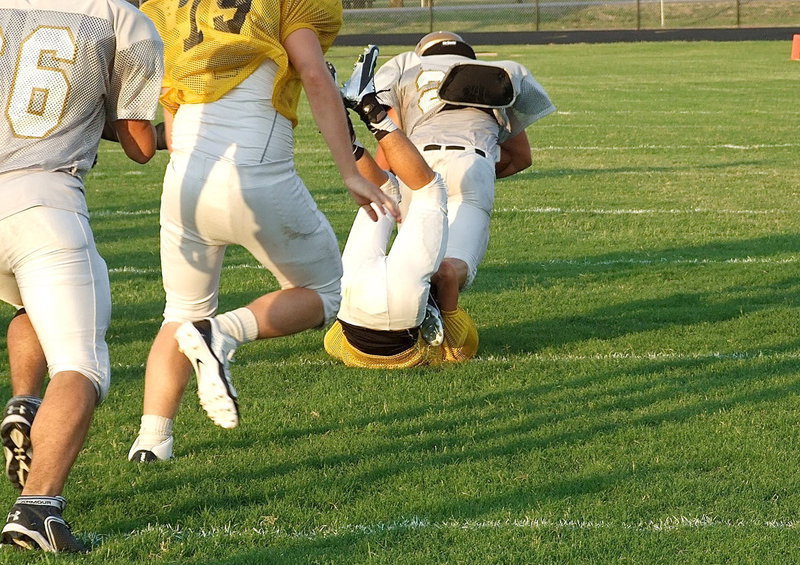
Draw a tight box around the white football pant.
[338,173,447,331]
[0,206,111,401]
[160,63,342,325]
[402,147,495,288]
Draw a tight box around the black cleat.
[1,496,87,553]
[1,396,41,490]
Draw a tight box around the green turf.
[1,40,799,563]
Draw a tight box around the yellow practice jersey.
[324,308,479,369]
[141,0,342,124]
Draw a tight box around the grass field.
[1,40,799,563]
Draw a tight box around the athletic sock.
[215,307,259,345]
[136,414,173,448]
[9,394,42,407]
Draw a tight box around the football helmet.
[415,31,476,59]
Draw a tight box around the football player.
[128,0,398,460]
[373,31,556,294]
[0,0,163,552]
[324,47,479,369]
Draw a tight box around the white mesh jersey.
[374,51,555,147]
[0,0,163,219]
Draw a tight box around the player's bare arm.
[160,103,174,153]
[114,119,157,164]
[284,28,398,222]
[496,130,532,178]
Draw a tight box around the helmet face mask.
[415,31,476,59]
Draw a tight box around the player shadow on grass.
[97,336,800,545]
[474,233,800,355]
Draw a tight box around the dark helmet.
[414,31,476,59]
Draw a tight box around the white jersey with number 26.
[0,0,163,218]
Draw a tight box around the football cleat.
[340,44,380,109]
[1,396,41,491]
[419,293,445,347]
[325,61,339,86]
[1,496,86,553]
[340,45,396,139]
[127,435,173,463]
[175,319,239,429]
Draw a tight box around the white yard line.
[92,514,798,545]
[110,350,800,371]
[92,206,789,218]
[109,264,266,275]
[478,350,800,362]
[91,208,158,217]
[107,254,798,278]
[495,206,781,215]
[539,257,798,266]
[533,143,798,151]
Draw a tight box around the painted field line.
[108,254,797,277]
[556,110,729,115]
[533,143,798,151]
[110,350,800,371]
[92,206,789,219]
[91,514,799,545]
[109,264,266,275]
[92,208,158,217]
[479,351,800,363]
[496,206,782,215]
[538,256,798,266]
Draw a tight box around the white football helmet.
[415,31,476,59]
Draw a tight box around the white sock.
[137,414,173,447]
[215,307,259,345]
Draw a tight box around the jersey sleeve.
[374,52,411,110]
[108,5,164,121]
[493,60,555,142]
[280,0,341,53]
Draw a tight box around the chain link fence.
[340,0,800,35]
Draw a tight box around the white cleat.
[127,436,174,462]
[175,319,239,429]
[341,44,380,108]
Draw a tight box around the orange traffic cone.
[791,34,800,60]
